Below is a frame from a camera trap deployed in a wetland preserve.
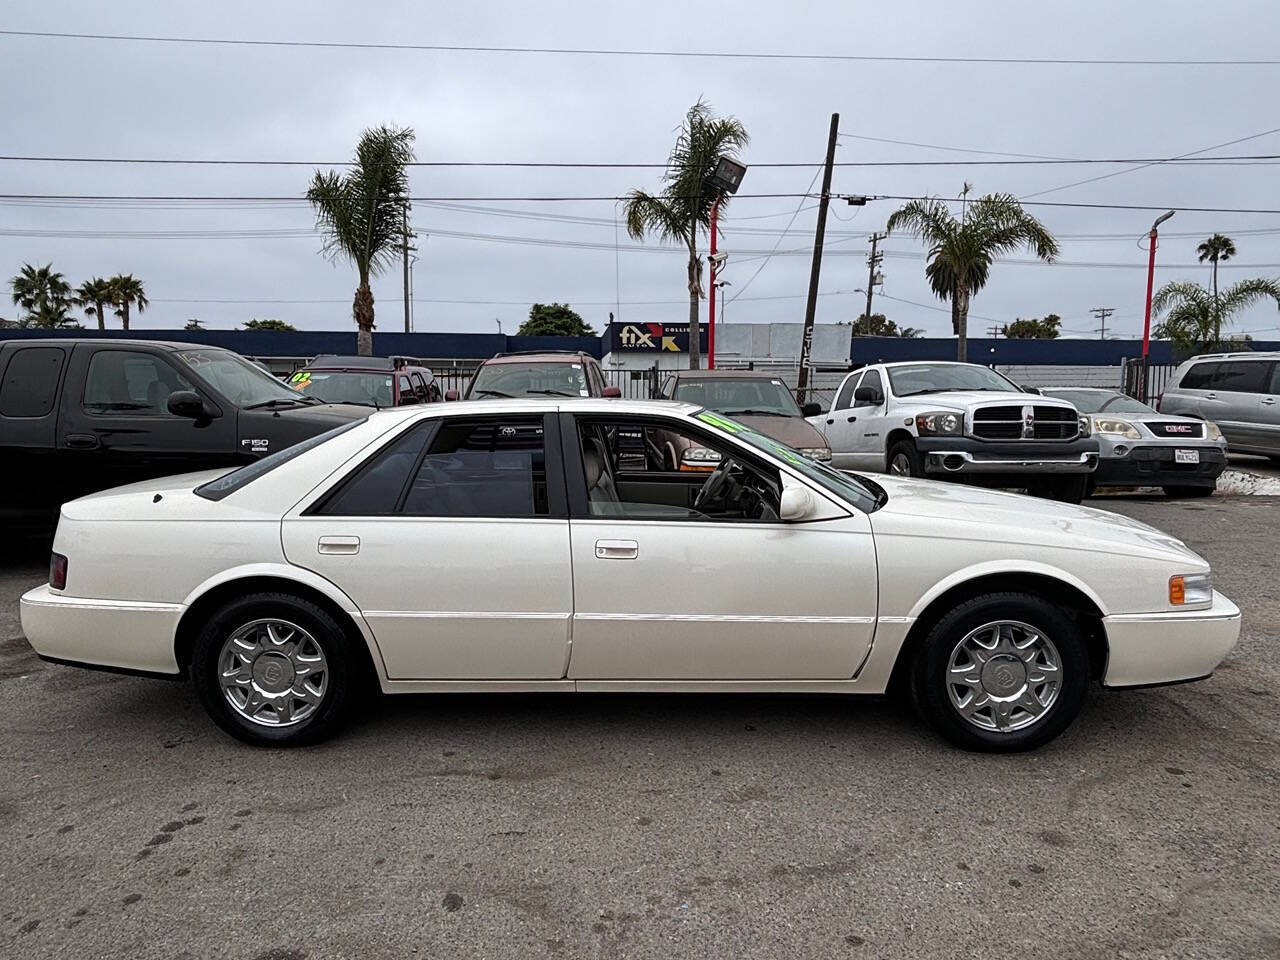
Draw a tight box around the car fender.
[903,558,1111,621]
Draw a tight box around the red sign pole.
[708,197,720,369]
[1141,227,1158,359]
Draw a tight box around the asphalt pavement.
[1,495,1277,960]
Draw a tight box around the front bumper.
[1101,590,1241,688]
[20,584,183,675]
[916,437,1100,475]
[1093,442,1227,487]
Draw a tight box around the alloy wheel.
[218,619,329,727]
[945,620,1061,733]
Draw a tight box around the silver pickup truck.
[807,361,1100,502]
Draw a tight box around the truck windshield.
[673,377,801,417]
[694,410,882,513]
[291,371,395,408]
[887,364,1020,396]
[468,362,588,398]
[176,349,309,407]
[1044,389,1153,414]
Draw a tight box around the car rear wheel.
[191,592,362,747]
[1163,485,1215,498]
[910,592,1090,752]
[887,439,922,477]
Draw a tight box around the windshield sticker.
[288,371,311,384]
[695,411,742,434]
[179,351,217,366]
[580,389,590,396]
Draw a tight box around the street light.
[707,157,748,369]
[1141,210,1175,359]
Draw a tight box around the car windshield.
[886,364,1020,396]
[673,377,801,416]
[291,370,394,408]
[1044,389,1154,415]
[693,409,881,512]
[468,361,589,398]
[176,349,308,407]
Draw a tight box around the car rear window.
[195,419,365,501]
[1177,362,1219,390]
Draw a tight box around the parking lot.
[1,492,1277,960]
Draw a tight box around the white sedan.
[20,399,1240,752]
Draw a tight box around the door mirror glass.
[800,401,821,417]
[444,389,460,402]
[779,483,815,522]
[853,386,883,406]
[166,390,208,419]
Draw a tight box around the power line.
[3,30,1278,66]
[727,167,824,302]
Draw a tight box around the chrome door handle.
[65,433,100,450]
[595,539,638,560]
[1205,393,1217,400]
[317,536,360,555]
[1263,397,1277,405]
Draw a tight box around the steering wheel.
[693,458,736,511]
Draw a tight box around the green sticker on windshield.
[695,411,742,433]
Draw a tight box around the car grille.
[970,404,1079,441]
[1145,420,1204,439]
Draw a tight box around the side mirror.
[800,402,821,417]
[602,385,622,398]
[167,390,210,420]
[1022,385,1042,395]
[779,483,815,522]
[444,389,460,402]
[853,386,883,405]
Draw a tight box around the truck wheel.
[1029,476,1088,504]
[887,439,923,477]
[1163,485,1215,498]
[909,592,1089,752]
[191,592,363,747]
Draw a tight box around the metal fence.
[1121,358,1178,405]
[603,366,663,399]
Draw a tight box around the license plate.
[1175,449,1200,464]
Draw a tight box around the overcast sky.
[3,0,1280,340]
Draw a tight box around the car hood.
[732,413,828,450]
[894,390,1072,411]
[864,473,1204,565]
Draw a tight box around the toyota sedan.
[20,399,1240,752]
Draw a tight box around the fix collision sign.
[609,322,707,353]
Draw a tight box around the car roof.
[1043,387,1119,394]
[361,396,701,424]
[1184,351,1280,361]
[670,369,787,380]
[481,351,593,365]
[0,338,230,352]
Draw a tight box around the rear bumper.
[20,584,182,675]
[917,437,1100,475]
[1101,590,1241,688]
[1093,444,1227,487]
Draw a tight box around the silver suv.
[1159,352,1280,460]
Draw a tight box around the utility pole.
[1091,306,1114,340]
[796,112,839,406]
[402,202,412,333]
[863,231,885,322]
[987,324,1002,339]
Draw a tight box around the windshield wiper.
[897,388,952,397]
[526,389,575,397]
[244,397,310,410]
[473,389,513,398]
[721,408,789,417]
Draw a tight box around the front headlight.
[1092,416,1140,439]
[798,446,832,462]
[680,446,722,471]
[1169,573,1213,606]
[1205,420,1224,441]
[915,411,963,435]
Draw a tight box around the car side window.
[854,370,883,406]
[574,416,782,522]
[317,424,433,515]
[83,350,195,416]
[402,418,549,517]
[833,373,861,410]
[1210,360,1269,394]
[0,346,64,418]
[1268,363,1280,395]
[1178,362,1220,390]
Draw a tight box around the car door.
[561,411,878,680]
[818,372,862,468]
[58,345,237,491]
[281,412,573,680]
[846,368,889,471]
[1254,361,1280,454]
[1208,360,1271,449]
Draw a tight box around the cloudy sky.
[3,0,1279,340]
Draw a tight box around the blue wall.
[0,328,604,360]
[851,336,1280,366]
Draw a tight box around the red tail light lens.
[49,553,68,591]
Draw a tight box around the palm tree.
[307,125,416,356]
[108,274,148,330]
[624,101,749,369]
[9,263,75,328]
[886,191,1059,362]
[1196,233,1237,343]
[1153,277,1280,355]
[76,277,114,330]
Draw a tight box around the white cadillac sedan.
[21,399,1240,752]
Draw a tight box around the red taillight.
[49,553,68,591]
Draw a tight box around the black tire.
[191,592,363,747]
[886,438,923,478]
[1162,484,1215,498]
[1028,475,1088,504]
[909,592,1090,753]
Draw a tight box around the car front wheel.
[887,439,922,477]
[191,592,362,747]
[910,592,1090,752]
